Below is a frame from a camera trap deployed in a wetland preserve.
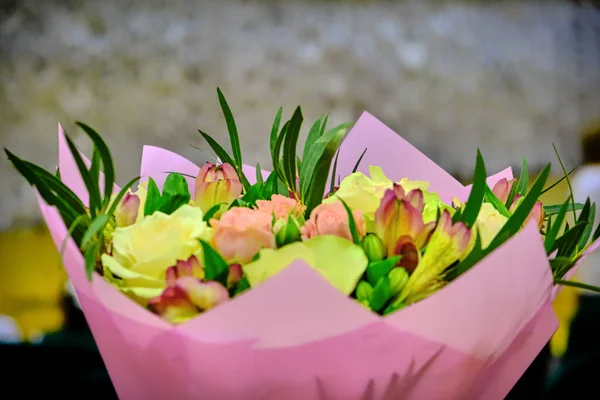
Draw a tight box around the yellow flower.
[242,235,368,295]
[325,166,448,224]
[101,205,212,303]
[474,203,509,248]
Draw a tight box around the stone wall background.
[1,0,600,230]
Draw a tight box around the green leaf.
[352,148,368,174]
[272,120,290,183]
[505,177,520,208]
[261,171,279,200]
[75,122,115,209]
[550,257,575,279]
[200,240,230,285]
[159,173,191,215]
[301,123,353,215]
[241,183,264,206]
[329,149,340,196]
[554,279,600,294]
[81,214,111,249]
[577,201,595,250]
[84,241,100,281]
[556,223,587,258]
[516,158,529,195]
[203,203,226,223]
[89,148,102,189]
[60,214,91,258]
[282,107,303,194]
[216,88,243,168]
[543,202,585,215]
[553,144,577,222]
[593,220,600,242]
[488,164,551,252]
[64,134,102,217]
[144,178,162,216]
[545,200,569,254]
[5,150,87,216]
[366,256,401,286]
[270,107,283,157]
[460,149,487,228]
[370,276,393,312]
[541,165,579,195]
[338,198,359,244]
[228,199,248,209]
[234,276,251,296]
[302,115,324,164]
[255,162,264,185]
[484,184,510,217]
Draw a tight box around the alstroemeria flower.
[165,256,205,286]
[474,203,509,249]
[194,162,242,218]
[148,277,229,324]
[510,194,545,229]
[325,166,449,224]
[374,185,436,271]
[491,178,515,204]
[115,193,140,227]
[397,210,471,304]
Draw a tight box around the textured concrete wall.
[1,0,600,230]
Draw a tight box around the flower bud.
[227,264,243,289]
[275,216,302,247]
[115,193,140,227]
[360,234,386,262]
[194,163,243,218]
[389,267,409,296]
[356,281,373,303]
[148,286,199,324]
[165,256,204,287]
[176,277,229,311]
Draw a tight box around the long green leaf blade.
[282,107,303,195]
[553,144,577,222]
[81,214,111,249]
[516,158,529,195]
[330,150,340,195]
[302,115,324,164]
[216,88,243,168]
[339,198,359,244]
[545,200,569,254]
[460,149,487,228]
[75,122,115,209]
[107,176,141,216]
[352,148,368,174]
[64,134,102,217]
[541,165,579,195]
[484,184,510,217]
[578,202,596,250]
[270,107,283,156]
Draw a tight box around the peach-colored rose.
[211,208,275,264]
[255,194,305,220]
[301,202,366,242]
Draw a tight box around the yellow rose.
[101,205,212,303]
[474,203,508,248]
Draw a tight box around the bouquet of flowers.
[6,89,600,399]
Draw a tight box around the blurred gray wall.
[1,0,600,229]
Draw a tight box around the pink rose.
[211,208,276,264]
[255,194,305,220]
[301,202,366,242]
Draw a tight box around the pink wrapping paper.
[39,115,582,399]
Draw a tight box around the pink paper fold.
[38,116,573,399]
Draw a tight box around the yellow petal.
[243,235,368,295]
